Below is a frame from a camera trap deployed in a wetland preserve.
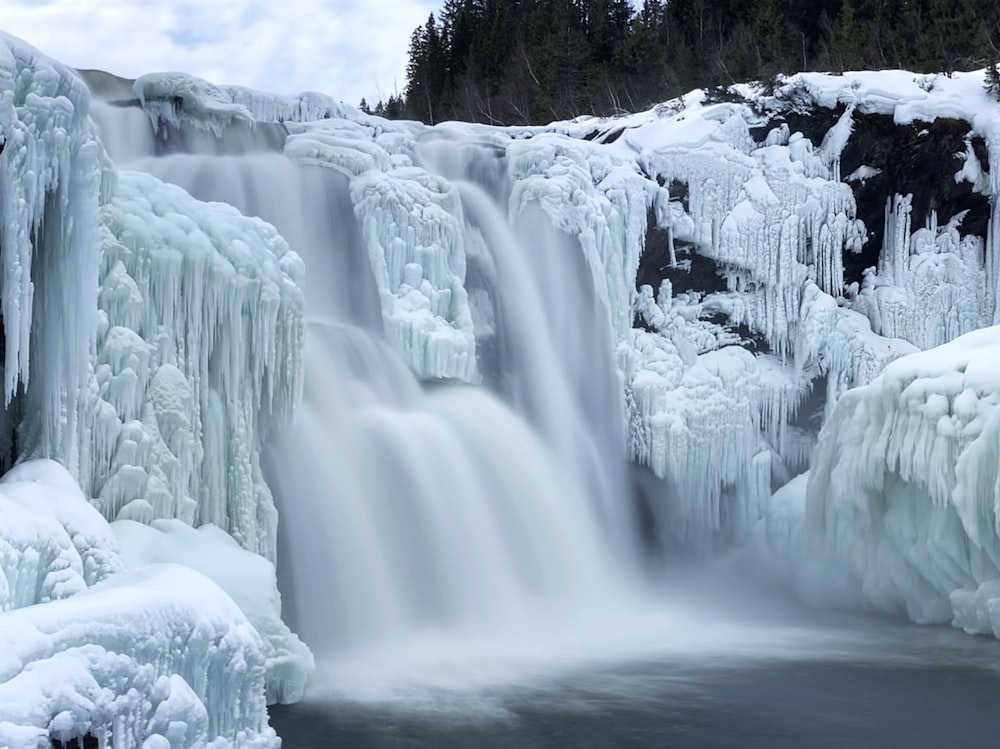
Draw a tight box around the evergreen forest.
[365,0,1000,124]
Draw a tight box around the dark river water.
[269,580,1000,749]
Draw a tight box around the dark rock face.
[635,214,769,353]
[51,735,99,749]
[750,102,848,148]
[839,114,991,286]
[636,209,727,298]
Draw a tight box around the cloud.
[3,0,439,106]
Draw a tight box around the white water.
[92,97,646,687]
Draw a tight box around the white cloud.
[2,0,440,106]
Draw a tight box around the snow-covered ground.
[4,26,1000,748]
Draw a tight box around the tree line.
[359,0,1000,125]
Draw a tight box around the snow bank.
[0,565,278,749]
[113,519,313,704]
[0,460,121,611]
[0,460,280,747]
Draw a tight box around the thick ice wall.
[804,326,1000,631]
[0,33,101,466]
[90,170,305,559]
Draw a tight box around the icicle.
[87,171,305,560]
[0,34,101,468]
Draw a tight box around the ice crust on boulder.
[804,326,1000,625]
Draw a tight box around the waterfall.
[92,99,642,689]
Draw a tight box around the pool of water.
[269,579,1000,748]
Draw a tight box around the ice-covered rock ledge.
[758,326,1000,637]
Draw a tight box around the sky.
[3,0,441,107]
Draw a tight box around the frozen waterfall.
[93,96,641,674]
[10,35,1000,743]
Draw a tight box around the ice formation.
[115,62,1000,619]
[7,21,1000,745]
[803,326,1000,629]
[0,32,100,464]
[0,565,278,749]
[0,35,307,745]
[92,169,304,558]
[0,460,280,747]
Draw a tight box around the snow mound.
[0,459,281,746]
[0,564,278,749]
[113,519,313,704]
[0,460,122,611]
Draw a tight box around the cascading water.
[89,92,645,693]
[418,134,633,551]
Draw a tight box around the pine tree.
[985,56,1000,100]
[405,14,447,123]
[751,0,785,71]
[831,0,866,72]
